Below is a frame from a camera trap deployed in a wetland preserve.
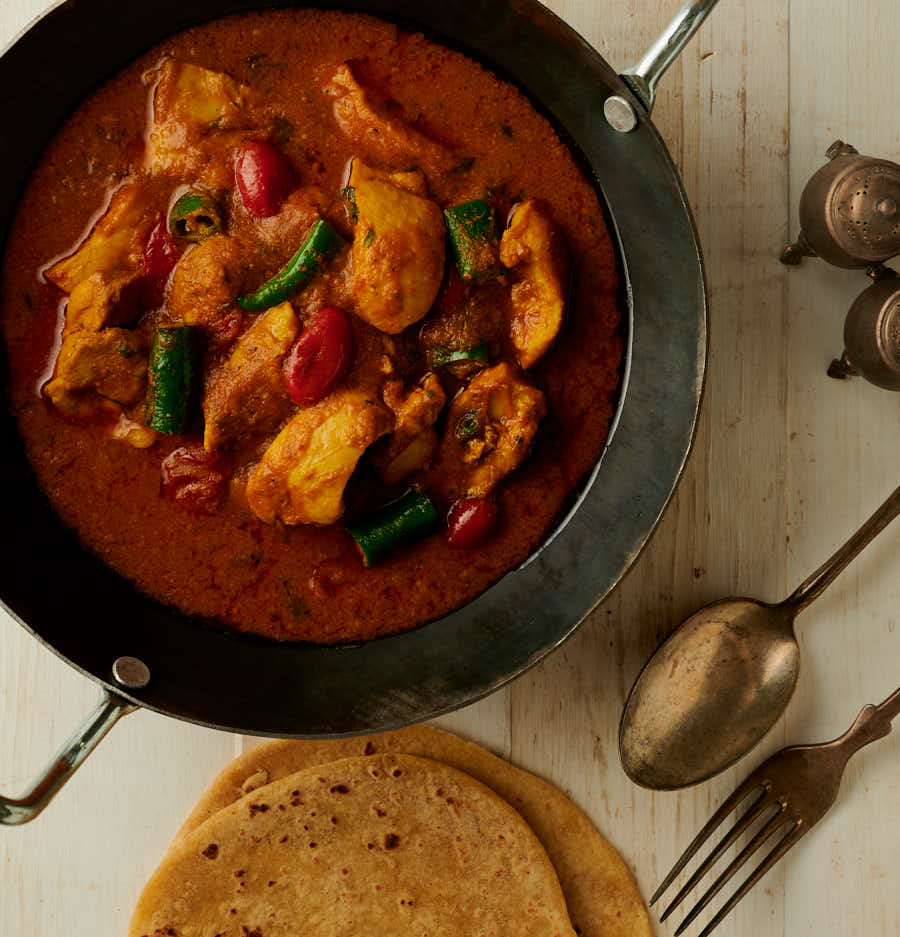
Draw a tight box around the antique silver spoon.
[619,483,900,790]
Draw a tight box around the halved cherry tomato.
[234,141,296,218]
[160,445,232,515]
[446,497,500,549]
[140,216,179,308]
[282,305,354,407]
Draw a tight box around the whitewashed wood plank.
[431,688,513,760]
[510,3,794,936]
[0,0,45,47]
[784,3,900,937]
[0,607,241,936]
[1,2,898,937]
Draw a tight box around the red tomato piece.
[209,309,245,346]
[234,141,297,218]
[438,266,470,315]
[160,445,232,515]
[140,216,179,308]
[446,497,500,549]
[283,306,354,407]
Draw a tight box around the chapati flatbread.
[170,726,651,937]
[129,753,576,937]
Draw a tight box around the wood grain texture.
[782,5,900,937]
[1,1,899,935]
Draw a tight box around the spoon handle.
[787,483,900,612]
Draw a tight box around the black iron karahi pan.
[0,0,715,822]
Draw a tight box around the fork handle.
[834,686,900,758]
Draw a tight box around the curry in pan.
[1,9,621,643]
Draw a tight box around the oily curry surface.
[1,9,621,643]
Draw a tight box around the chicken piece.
[426,362,546,502]
[499,199,570,369]
[110,412,157,449]
[168,235,246,333]
[375,373,446,485]
[246,388,392,526]
[325,63,455,173]
[44,328,147,416]
[153,60,251,128]
[254,187,325,253]
[145,59,256,184]
[419,275,507,380]
[347,159,445,334]
[202,301,299,450]
[388,169,429,197]
[44,183,155,293]
[65,270,143,333]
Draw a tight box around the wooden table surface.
[2,1,899,934]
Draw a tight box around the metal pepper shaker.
[782,141,900,390]
[827,266,900,391]
[781,141,900,269]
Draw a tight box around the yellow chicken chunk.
[325,64,455,172]
[203,302,299,451]
[425,362,546,502]
[500,199,570,369]
[348,159,445,334]
[44,183,155,293]
[111,413,157,449]
[159,60,250,126]
[44,328,147,416]
[169,235,245,332]
[145,60,255,183]
[376,373,446,485]
[66,270,142,333]
[255,187,326,253]
[246,389,392,526]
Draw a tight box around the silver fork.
[651,686,900,936]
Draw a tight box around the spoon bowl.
[619,599,800,789]
[619,483,900,790]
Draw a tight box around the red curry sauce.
[1,10,621,643]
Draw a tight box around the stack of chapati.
[129,727,651,937]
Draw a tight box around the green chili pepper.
[455,410,482,442]
[444,199,502,281]
[145,326,199,434]
[169,192,222,242]
[237,220,345,312]
[349,491,440,567]
[429,343,489,369]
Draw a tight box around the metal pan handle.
[0,691,135,825]
[622,0,721,113]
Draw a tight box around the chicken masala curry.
[1,9,621,643]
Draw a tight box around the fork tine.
[649,779,767,905]
[672,807,790,936]
[659,791,774,922]
[692,822,806,937]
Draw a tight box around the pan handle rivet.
[604,95,639,133]
[112,656,150,689]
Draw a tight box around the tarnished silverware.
[653,686,900,937]
[780,140,900,270]
[827,265,900,391]
[780,140,900,390]
[619,483,900,789]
